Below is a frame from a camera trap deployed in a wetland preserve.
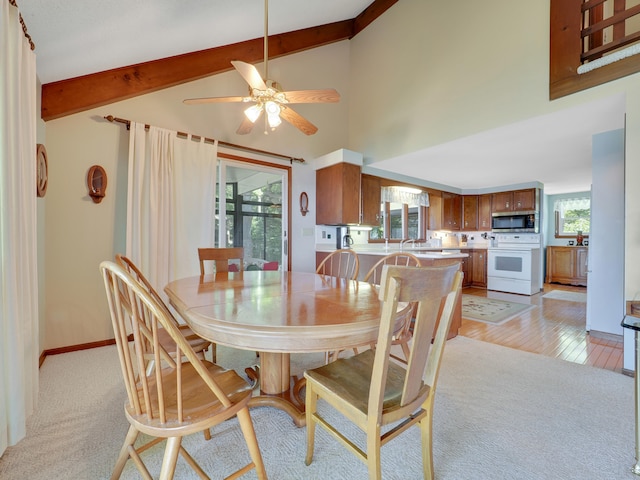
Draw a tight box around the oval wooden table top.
[164,270,384,353]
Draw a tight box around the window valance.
[554,197,590,216]
[381,186,429,207]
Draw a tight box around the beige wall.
[348,0,640,300]
[42,42,351,350]
[41,0,640,350]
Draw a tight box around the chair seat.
[305,350,427,418]
[127,361,254,437]
[158,324,210,354]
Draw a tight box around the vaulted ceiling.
[18,0,625,195]
[19,0,394,121]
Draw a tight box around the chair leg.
[419,405,435,480]
[366,426,382,480]
[236,407,268,480]
[110,425,140,480]
[210,343,217,363]
[400,341,411,362]
[159,437,182,480]
[305,383,318,466]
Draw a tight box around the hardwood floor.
[459,283,624,374]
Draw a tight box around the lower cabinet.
[469,249,487,287]
[545,246,588,286]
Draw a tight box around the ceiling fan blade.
[280,107,318,136]
[231,60,267,91]
[236,116,257,135]
[283,89,341,104]
[183,96,249,105]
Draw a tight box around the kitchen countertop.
[316,245,473,259]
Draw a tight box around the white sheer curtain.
[126,122,217,299]
[554,197,590,216]
[0,0,39,455]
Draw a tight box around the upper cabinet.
[316,162,361,225]
[428,191,443,231]
[463,195,479,231]
[442,192,461,231]
[360,174,381,226]
[478,194,492,230]
[491,188,537,213]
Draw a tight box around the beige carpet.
[462,294,536,325]
[0,337,634,479]
[542,290,588,302]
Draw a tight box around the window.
[215,160,288,269]
[555,197,590,237]
[370,187,429,241]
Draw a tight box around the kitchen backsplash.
[315,225,494,249]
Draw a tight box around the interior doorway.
[216,159,289,271]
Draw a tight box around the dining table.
[164,270,384,427]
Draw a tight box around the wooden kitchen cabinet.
[491,188,537,213]
[545,246,588,286]
[442,192,461,230]
[316,162,361,225]
[360,174,381,226]
[428,191,443,230]
[459,249,471,287]
[470,249,487,287]
[478,194,492,230]
[462,196,478,230]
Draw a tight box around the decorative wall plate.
[300,192,309,216]
[36,143,48,197]
[87,165,107,203]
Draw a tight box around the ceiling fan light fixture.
[244,104,263,123]
[267,112,282,129]
[265,101,281,116]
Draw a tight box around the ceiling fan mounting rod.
[264,0,269,81]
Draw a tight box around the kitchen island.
[316,247,469,339]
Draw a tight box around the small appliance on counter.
[336,226,353,249]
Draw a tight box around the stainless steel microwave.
[491,211,539,233]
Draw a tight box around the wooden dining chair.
[115,254,215,367]
[198,247,244,275]
[304,264,462,480]
[316,249,360,362]
[363,252,422,363]
[100,260,268,480]
[316,249,359,280]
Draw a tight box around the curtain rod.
[103,115,305,164]
[9,0,35,50]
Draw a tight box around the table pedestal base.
[245,352,308,427]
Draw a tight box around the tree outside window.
[555,197,590,237]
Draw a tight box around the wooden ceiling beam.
[41,0,398,121]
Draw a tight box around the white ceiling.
[369,94,626,195]
[18,0,626,196]
[20,0,372,84]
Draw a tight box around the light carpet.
[462,294,536,325]
[0,337,635,480]
[542,290,588,303]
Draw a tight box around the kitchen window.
[554,196,590,237]
[370,187,429,241]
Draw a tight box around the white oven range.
[487,234,542,296]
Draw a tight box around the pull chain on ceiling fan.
[183,0,340,135]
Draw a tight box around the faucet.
[400,238,425,251]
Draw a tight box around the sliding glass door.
[216,159,288,271]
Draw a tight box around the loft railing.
[581,0,640,64]
[550,0,640,99]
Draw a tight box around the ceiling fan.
[183,0,340,136]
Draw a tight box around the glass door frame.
[217,153,291,271]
